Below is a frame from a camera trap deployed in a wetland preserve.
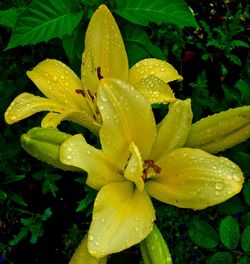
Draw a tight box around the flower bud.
[140,224,172,264]
[185,105,250,154]
[21,127,80,171]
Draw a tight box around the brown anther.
[142,160,161,181]
[97,66,103,80]
[75,89,86,97]
[87,89,95,101]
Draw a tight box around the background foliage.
[0,0,249,263]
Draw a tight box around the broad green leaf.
[240,213,250,228]
[122,24,166,64]
[208,252,233,264]
[6,0,83,50]
[243,181,250,206]
[0,8,24,28]
[241,226,250,253]
[114,0,198,28]
[217,197,246,215]
[219,216,240,249]
[126,43,150,67]
[62,25,84,62]
[237,256,250,264]
[188,220,219,248]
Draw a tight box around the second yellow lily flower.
[4,5,182,134]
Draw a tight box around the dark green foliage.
[219,216,240,249]
[188,219,219,248]
[0,0,249,263]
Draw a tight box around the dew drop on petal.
[232,174,242,182]
[53,76,58,81]
[88,235,94,241]
[215,182,224,190]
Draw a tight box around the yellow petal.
[82,5,128,94]
[150,99,193,161]
[128,58,183,85]
[69,234,107,264]
[41,110,101,135]
[124,142,144,191]
[97,78,156,170]
[4,92,69,124]
[146,148,244,210]
[60,134,123,190]
[185,105,250,154]
[134,75,176,104]
[27,59,92,112]
[88,181,155,257]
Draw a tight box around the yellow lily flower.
[4,5,182,134]
[60,78,244,258]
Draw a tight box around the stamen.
[75,89,86,97]
[97,66,103,80]
[142,160,161,181]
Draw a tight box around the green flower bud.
[140,224,172,264]
[185,105,250,154]
[21,127,80,171]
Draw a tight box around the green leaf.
[6,188,27,207]
[235,79,250,104]
[0,8,24,28]
[123,24,166,63]
[231,40,249,49]
[114,0,198,28]
[237,256,250,264]
[41,207,52,221]
[188,220,219,248]
[30,224,44,244]
[208,252,233,264]
[6,0,83,50]
[76,188,96,212]
[62,25,84,62]
[241,226,250,253]
[219,216,240,249]
[243,181,250,206]
[1,174,25,184]
[240,212,250,228]
[226,54,241,66]
[217,197,246,214]
[9,227,29,246]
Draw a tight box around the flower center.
[142,160,161,181]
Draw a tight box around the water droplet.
[89,235,94,241]
[60,75,65,79]
[233,174,242,182]
[10,116,17,121]
[95,241,99,246]
[101,218,105,223]
[130,166,137,173]
[99,94,107,102]
[65,82,69,86]
[215,182,224,190]
[53,76,58,81]
[67,147,72,152]
[47,80,51,84]
[66,155,72,160]
[99,104,104,110]
[134,227,139,232]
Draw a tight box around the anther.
[97,66,103,80]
